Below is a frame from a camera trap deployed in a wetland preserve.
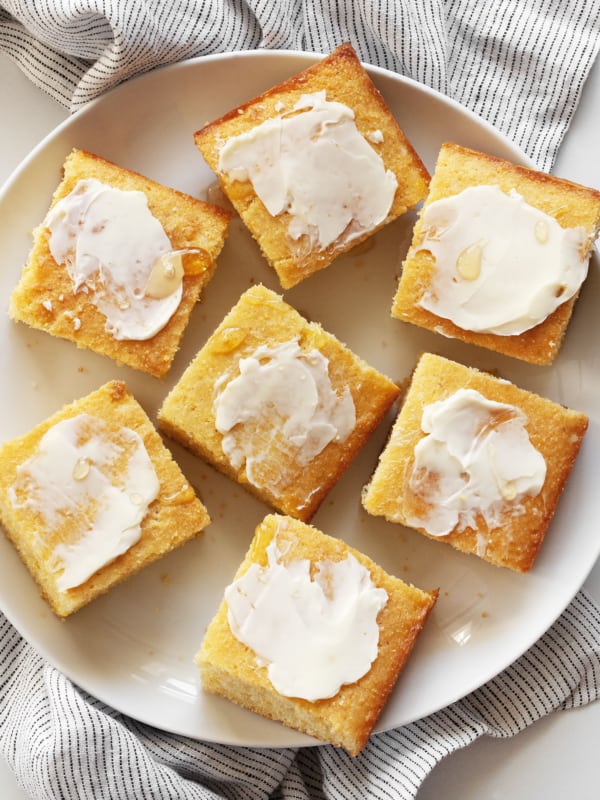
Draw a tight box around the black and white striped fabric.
[1,593,598,799]
[1,0,599,171]
[1,1,600,798]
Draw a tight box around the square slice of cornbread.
[194,43,429,289]
[197,513,437,755]
[158,284,400,521]
[392,142,600,364]
[10,148,232,377]
[0,380,210,617]
[362,353,588,572]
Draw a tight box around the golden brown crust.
[195,43,430,289]
[197,514,437,755]
[362,353,588,572]
[9,149,232,377]
[158,284,400,521]
[392,142,600,365]
[0,380,210,617]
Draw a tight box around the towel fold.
[1,592,599,799]
[1,1,600,170]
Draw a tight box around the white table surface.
[1,49,599,800]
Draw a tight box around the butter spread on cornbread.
[405,388,546,537]
[197,512,436,754]
[213,338,356,491]
[46,177,190,340]
[225,522,388,701]
[8,413,159,591]
[416,185,589,335]
[217,91,398,252]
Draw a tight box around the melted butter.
[218,91,397,251]
[225,525,388,700]
[405,388,546,537]
[213,339,355,494]
[9,413,160,591]
[46,178,183,340]
[417,185,590,335]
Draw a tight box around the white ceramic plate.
[0,51,599,748]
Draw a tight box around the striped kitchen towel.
[1,2,600,799]
[0,0,599,171]
[1,591,599,799]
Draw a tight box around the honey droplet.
[210,327,248,355]
[456,241,483,281]
[162,484,196,506]
[206,181,235,212]
[144,253,184,299]
[535,220,549,244]
[72,458,90,481]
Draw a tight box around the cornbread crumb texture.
[9,148,231,377]
[197,513,437,755]
[0,380,210,618]
[362,353,588,572]
[392,142,600,364]
[195,42,430,289]
[158,284,400,522]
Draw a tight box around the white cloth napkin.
[1,0,600,171]
[1,2,600,799]
[1,594,598,799]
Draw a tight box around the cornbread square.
[197,514,437,755]
[10,148,232,377]
[158,284,400,521]
[392,142,600,364]
[362,353,588,573]
[0,380,210,617]
[194,42,430,289]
